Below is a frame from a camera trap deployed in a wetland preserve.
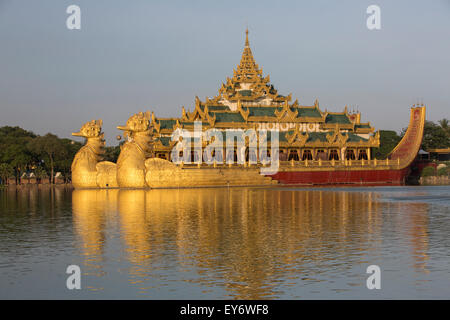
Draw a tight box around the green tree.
[0,163,14,185]
[103,145,121,162]
[421,121,450,150]
[34,166,48,179]
[0,126,37,173]
[0,126,36,139]
[438,118,450,137]
[27,134,67,184]
[437,166,448,176]
[421,166,436,177]
[374,130,402,159]
[54,138,82,182]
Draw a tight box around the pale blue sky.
[0,0,449,144]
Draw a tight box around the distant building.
[417,149,430,160]
[28,172,37,184]
[427,148,450,161]
[54,172,64,184]
[20,173,29,184]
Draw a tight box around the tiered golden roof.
[234,29,262,81]
[216,29,288,104]
[149,30,379,160]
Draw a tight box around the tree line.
[0,119,449,184]
[0,126,120,184]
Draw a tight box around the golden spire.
[245,28,249,47]
[235,28,262,81]
[216,29,286,102]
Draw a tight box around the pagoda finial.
[245,28,249,47]
[234,29,262,82]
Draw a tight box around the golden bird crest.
[117,111,151,133]
[72,119,103,138]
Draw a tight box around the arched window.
[190,150,201,163]
[278,150,287,161]
[315,149,327,160]
[302,150,313,160]
[288,150,299,161]
[345,149,356,160]
[358,150,368,160]
[203,149,212,163]
[248,149,258,163]
[226,150,234,163]
[259,149,271,163]
[213,149,224,163]
[329,149,339,160]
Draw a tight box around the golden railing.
[175,157,402,170]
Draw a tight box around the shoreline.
[2,180,449,190]
[1,184,74,191]
[419,176,450,186]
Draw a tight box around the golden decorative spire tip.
[245,28,249,47]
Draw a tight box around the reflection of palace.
[70,188,431,298]
[386,199,430,273]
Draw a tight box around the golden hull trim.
[144,158,275,188]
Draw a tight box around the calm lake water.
[0,185,449,299]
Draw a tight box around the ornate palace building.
[150,30,380,163]
[71,30,425,188]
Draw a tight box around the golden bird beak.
[116,125,129,131]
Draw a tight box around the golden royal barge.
[71,30,426,189]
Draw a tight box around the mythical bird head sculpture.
[117,112,151,134]
[117,111,152,153]
[72,119,103,138]
[72,119,105,155]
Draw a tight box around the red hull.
[269,168,410,186]
[267,107,426,187]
